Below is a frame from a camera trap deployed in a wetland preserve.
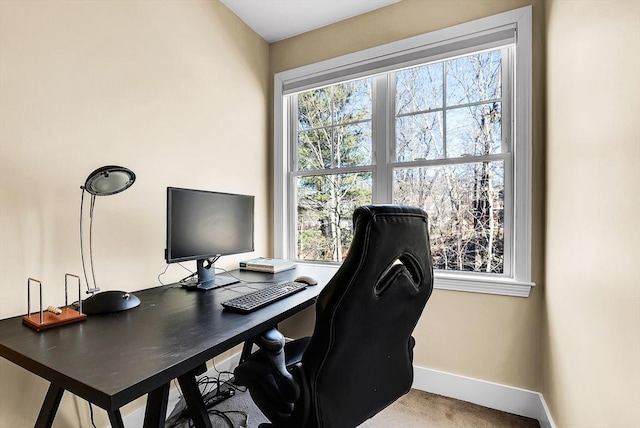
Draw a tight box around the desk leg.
[239,339,254,364]
[177,369,212,428]
[35,383,64,428]
[107,410,125,428]
[143,383,170,428]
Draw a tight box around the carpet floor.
[165,384,540,428]
[362,389,539,428]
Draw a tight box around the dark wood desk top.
[0,265,335,411]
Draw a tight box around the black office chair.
[234,205,434,428]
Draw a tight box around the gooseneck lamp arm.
[79,188,99,295]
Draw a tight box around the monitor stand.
[181,258,239,291]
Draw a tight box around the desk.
[0,265,335,428]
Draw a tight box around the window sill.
[434,272,534,297]
[295,262,535,298]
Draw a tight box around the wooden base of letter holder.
[22,308,87,331]
[23,275,87,332]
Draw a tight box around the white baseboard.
[122,356,555,428]
[412,365,556,428]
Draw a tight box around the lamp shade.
[83,166,136,196]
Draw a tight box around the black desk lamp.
[79,166,141,314]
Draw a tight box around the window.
[392,50,507,275]
[274,7,533,297]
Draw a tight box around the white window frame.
[274,6,534,297]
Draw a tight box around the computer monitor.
[166,187,255,290]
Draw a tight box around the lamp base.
[82,291,141,315]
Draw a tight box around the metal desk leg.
[239,339,254,364]
[35,383,64,428]
[108,410,125,428]
[177,369,212,428]
[143,383,170,428]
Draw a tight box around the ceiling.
[219,0,400,43]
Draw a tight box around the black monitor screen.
[166,187,254,263]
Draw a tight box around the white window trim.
[274,6,533,298]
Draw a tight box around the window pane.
[334,122,372,167]
[446,50,502,107]
[334,79,372,124]
[297,128,332,170]
[396,63,443,114]
[296,172,372,262]
[396,112,443,161]
[392,161,505,273]
[297,122,372,171]
[298,87,331,130]
[446,102,502,157]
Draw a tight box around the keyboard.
[221,281,308,313]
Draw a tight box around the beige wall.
[274,0,546,391]
[544,1,640,426]
[3,0,638,427]
[0,0,269,425]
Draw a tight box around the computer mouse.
[294,275,318,286]
[81,291,141,315]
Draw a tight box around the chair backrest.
[301,205,434,428]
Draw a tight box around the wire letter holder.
[23,274,87,331]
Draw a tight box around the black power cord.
[166,370,248,428]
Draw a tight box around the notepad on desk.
[239,257,296,273]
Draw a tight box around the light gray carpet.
[362,388,539,428]
[166,383,540,428]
